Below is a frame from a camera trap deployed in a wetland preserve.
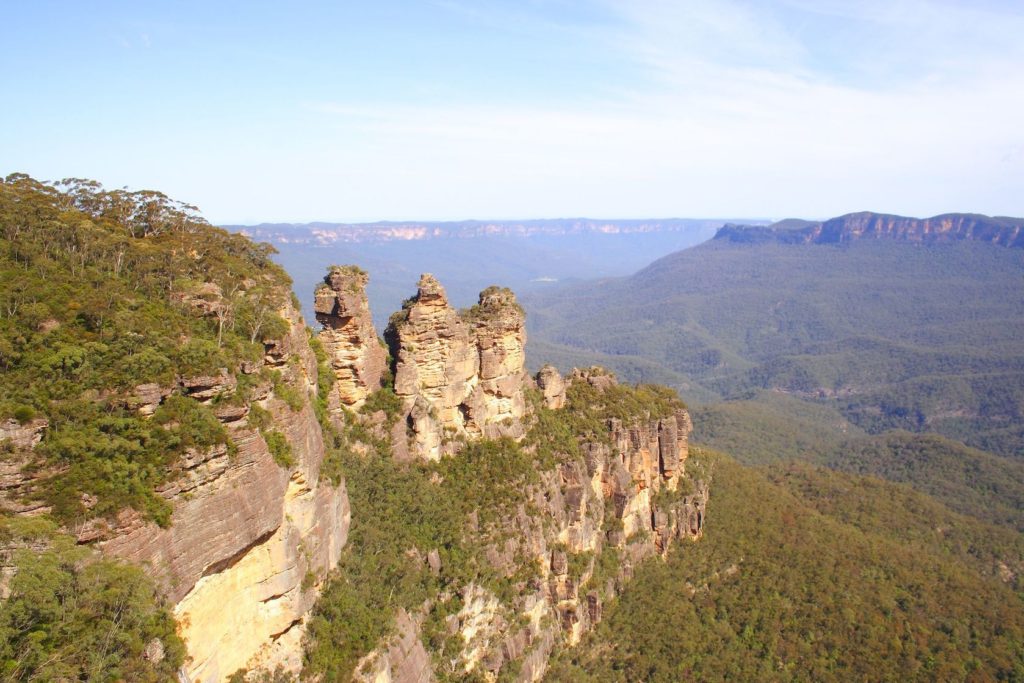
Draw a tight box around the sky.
[2,0,1023,224]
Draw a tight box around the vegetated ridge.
[526,212,1024,458]
[549,451,1024,682]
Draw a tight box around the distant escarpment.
[715,212,1024,247]
[235,218,725,245]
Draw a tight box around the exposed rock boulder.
[314,265,386,411]
[130,383,173,416]
[181,368,236,401]
[536,365,566,409]
[570,366,617,391]
[0,418,47,450]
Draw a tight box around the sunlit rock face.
[314,265,386,412]
[536,364,566,409]
[385,275,527,461]
[95,296,350,682]
[355,364,708,683]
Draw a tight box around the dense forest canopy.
[549,451,1024,682]
[526,239,1024,457]
[0,173,295,526]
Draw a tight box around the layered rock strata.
[314,266,386,412]
[358,364,708,682]
[715,211,1024,247]
[385,275,527,461]
[536,364,566,409]
[97,296,349,682]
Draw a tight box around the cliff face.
[352,364,708,683]
[236,218,724,246]
[96,297,349,681]
[385,275,527,461]
[715,212,1024,247]
[314,265,386,412]
[3,254,706,683]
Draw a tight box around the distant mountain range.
[525,214,1024,456]
[228,218,764,330]
[716,211,1024,247]
[229,218,749,245]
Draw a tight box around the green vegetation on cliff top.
[0,174,293,526]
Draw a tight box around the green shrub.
[360,387,403,426]
[247,403,273,432]
[263,430,294,468]
[153,394,228,451]
[12,404,35,424]
[272,371,305,411]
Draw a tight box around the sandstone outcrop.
[385,275,527,460]
[96,295,350,682]
[536,365,566,409]
[0,418,47,450]
[356,361,708,682]
[314,265,386,412]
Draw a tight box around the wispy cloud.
[9,0,1022,222]
[293,0,1023,220]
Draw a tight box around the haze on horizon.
[3,0,1023,224]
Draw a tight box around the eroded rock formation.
[3,264,708,683]
[386,275,527,461]
[314,265,386,412]
[97,296,350,681]
[536,364,566,409]
[355,364,708,682]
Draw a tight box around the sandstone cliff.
[349,363,709,683]
[314,265,386,412]
[97,295,349,682]
[715,212,1024,247]
[385,275,527,461]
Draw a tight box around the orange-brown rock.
[716,211,1024,247]
[385,275,528,460]
[466,287,528,440]
[536,365,566,409]
[314,265,386,412]
[96,295,350,682]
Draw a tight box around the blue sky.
[2,1,1023,223]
